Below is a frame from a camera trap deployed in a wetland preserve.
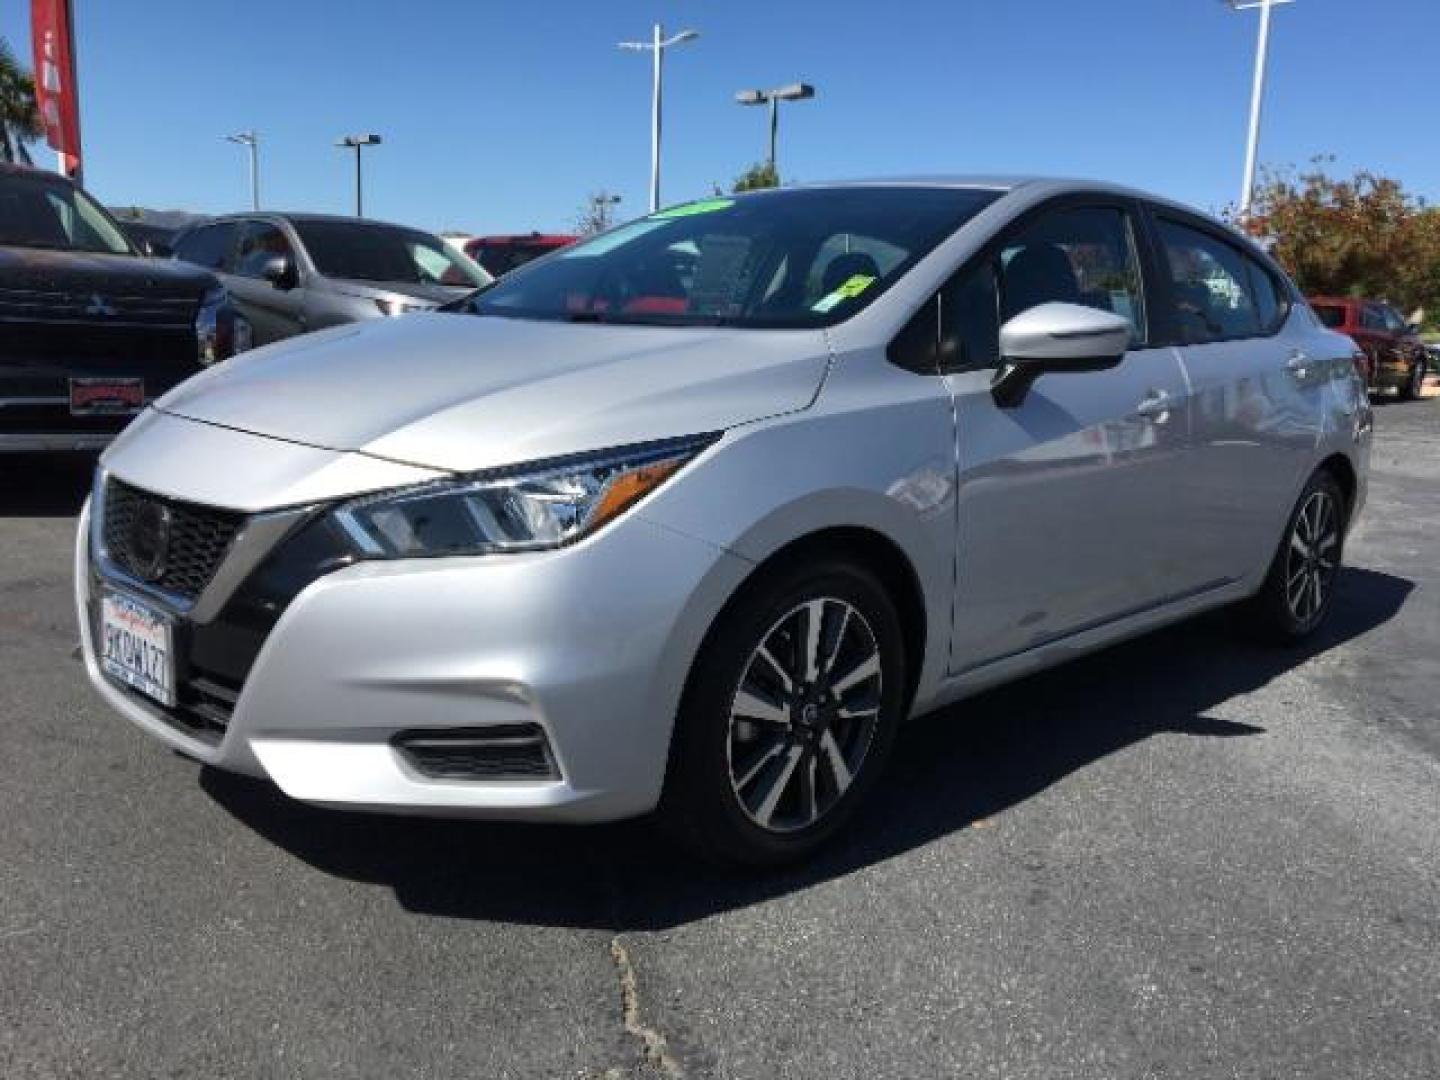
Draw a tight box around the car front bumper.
[76,494,752,824]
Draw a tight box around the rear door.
[1146,209,1320,588]
[228,219,307,344]
[941,200,1193,671]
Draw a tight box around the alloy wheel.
[1284,489,1340,624]
[726,598,882,834]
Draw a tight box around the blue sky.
[3,0,1437,235]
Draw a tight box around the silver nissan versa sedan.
[76,179,1372,865]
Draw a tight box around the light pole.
[734,83,815,175]
[1225,0,1295,217]
[618,24,700,212]
[224,131,260,210]
[336,133,382,218]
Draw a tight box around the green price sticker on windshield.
[811,273,877,313]
[652,198,735,219]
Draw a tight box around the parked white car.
[77,178,1371,864]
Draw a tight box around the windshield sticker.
[560,219,668,257]
[651,198,735,220]
[811,273,878,313]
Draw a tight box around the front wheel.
[1249,470,1348,643]
[661,559,907,866]
[1401,358,1427,401]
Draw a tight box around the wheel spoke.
[831,652,880,696]
[756,644,795,694]
[1290,531,1311,558]
[752,743,805,827]
[1316,530,1339,554]
[733,687,788,726]
[821,606,852,680]
[734,738,787,792]
[801,599,826,684]
[800,750,819,824]
[819,729,854,792]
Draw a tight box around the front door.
[226,219,307,345]
[943,203,1192,672]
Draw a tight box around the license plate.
[99,591,175,707]
[69,377,144,416]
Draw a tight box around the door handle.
[1135,389,1173,420]
[1286,350,1311,378]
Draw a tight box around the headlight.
[195,286,249,364]
[330,435,717,557]
[375,298,427,318]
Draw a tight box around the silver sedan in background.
[77,178,1371,865]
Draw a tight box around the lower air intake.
[392,725,559,781]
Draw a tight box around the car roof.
[0,161,71,184]
[200,210,430,233]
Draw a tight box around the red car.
[463,233,576,278]
[1309,295,1430,399]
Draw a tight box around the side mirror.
[143,239,173,258]
[992,302,1132,407]
[261,254,298,290]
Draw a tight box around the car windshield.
[293,219,490,287]
[459,186,1002,328]
[0,172,133,255]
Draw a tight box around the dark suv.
[1310,295,1430,399]
[0,164,247,454]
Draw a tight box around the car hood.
[0,245,214,298]
[154,312,831,473]
[329,278,475,306]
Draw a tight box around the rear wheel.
[661,559,906,866]
[1249,470,1347,643]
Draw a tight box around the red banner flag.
[31,0,82,180]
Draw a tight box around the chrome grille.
[102,479,245,601]
[0,286,196,328]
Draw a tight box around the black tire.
[1400,358,1427,401]
[660,557,907,866]
[1249,470,1348,644]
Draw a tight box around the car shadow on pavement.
[0,454,95,517]
[200,566,1413,931]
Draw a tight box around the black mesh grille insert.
[393,726,559,780]
[103,479,245,600]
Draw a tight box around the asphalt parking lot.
[2,402,1437,1080]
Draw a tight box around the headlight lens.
[195,286,250,363]
[375,298,426,318]
[331,436,716,557]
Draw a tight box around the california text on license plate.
[100,591,175,707]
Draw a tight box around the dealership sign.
[31,0,82,180]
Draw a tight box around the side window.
[234,221,295,279]
[1360,304,1385,332]
[998,206,1147,342]
[1245,259,1283,331]
[1155,219,1264,343]
[173,222,238,272]
[929,205,1145,373]
[1381,306,1408,334]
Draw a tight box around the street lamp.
[618,24,700,212]
[224,131,259,211]
[734,83,815,175]
[1225,0,1296,217]
[336,133,382,218]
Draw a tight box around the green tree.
[0,37,41,164]
[732,161,779,193]
[1241,159,1440,322]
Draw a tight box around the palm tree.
[0,37,41,165]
